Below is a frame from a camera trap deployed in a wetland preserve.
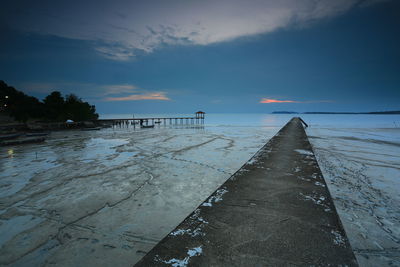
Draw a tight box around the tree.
[63,94,99,121]
[0,80,45,122]
[0,81,99,122]
[43,91,65,121]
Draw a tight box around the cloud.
[94,45,136,61]
[17,81,135,95]
[260,98,333,103]
[260,98,297,103]
[101,84,138,95]
[105,92,170,101]
[358,0,390,7]
[13,81,169,101]
[1,0,387,60]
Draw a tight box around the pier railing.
[98,115,205,127]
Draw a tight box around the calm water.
[1,113,399,266]
[100,113,400,128]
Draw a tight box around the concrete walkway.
[135,118,358,266]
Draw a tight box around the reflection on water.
[0,118,279,266]
[79,138,140,167]
[308,126,400,266]
[101,113,400,128]
[0,113,399,266]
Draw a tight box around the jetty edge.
[135,117,358,266]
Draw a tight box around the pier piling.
[99,113,205,128]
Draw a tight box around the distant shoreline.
[272,111,400,115]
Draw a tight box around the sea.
[0,113,399,266]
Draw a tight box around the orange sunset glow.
[105,92,170,101]
[260,98,296,104]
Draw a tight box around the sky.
[0,0,399,114]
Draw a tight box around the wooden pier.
[98,111,205,128]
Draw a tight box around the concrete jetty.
[135,118,358,266]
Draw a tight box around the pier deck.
[135,117,358,266]
[98,114,204,126]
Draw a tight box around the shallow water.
[0,119,279,266]
[0,113,399,266]
[307,126,400,266]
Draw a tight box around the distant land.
[272,111,400,115]
[272,111,299,114]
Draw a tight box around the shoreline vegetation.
[1,81,100,133]
[0,81,98,122]
[1,80,399,133]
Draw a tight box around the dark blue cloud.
[0,0,399,113]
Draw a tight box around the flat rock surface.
[136,118,358,266]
